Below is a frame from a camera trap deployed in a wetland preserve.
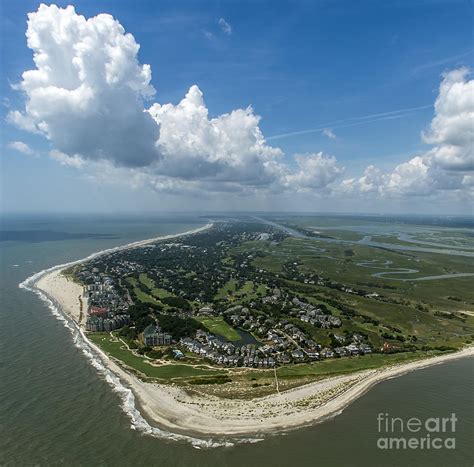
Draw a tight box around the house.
[304,350,320,360]
[346,344,360,355]
[334,347,348,357]
[320,348,335,359]
[291,349,305,360]
[277,353,291,364]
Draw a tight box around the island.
[27,216,474,441]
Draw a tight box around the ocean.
[1,213,473,466]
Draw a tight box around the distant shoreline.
[27,222,214,331]
[20,222,474,442]
[20,222,214,295]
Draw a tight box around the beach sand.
[33,223,212,328]
[84,341,474,437]
[36,269,85,325]
[31,223,474,438]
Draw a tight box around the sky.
[0,0,473,215]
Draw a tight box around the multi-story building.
[143,325,172,346]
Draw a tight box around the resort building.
[143,325,172,346]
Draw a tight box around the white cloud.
[217,18,232,35]
[340,68,473,198]
[7,111,41,134]
[340,165,384,194]
[148,85,284,187]
[322,128,336,139]
[283,153,343,191]
[8,4,159,168]
[9,5,302,194]
[384,156,434,196]
[3,5,349,197]
[8,141,35,155]
[462,174,474,186]
[422,67,474,171]
[49,149,85,168]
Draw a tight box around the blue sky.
[1,0,473,214]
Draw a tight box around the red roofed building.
[88,306,109,317]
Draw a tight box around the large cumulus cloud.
[340,68,474,198]
[9,4,341,194]
[8,4,159,167]
[148,85,284,187]
[422,67,474,171]
[8,5,340,193]
[283,153,343,191]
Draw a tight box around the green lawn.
[139,273,175,300]
[228,351,449,385]
[136,290,161,305]
[125,277,138,286]
[125,277,159,304]
[138,273,155,289]
[88,333,224,379]
[193,316,241,341]
[215,279,267,302]
[151,287,175,299]
[215,279,238,300]
[275,351,446,378]
[238,280,267,299]
[126,274,175,306]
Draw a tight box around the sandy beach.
[36,269,85,324]
[32,223,213,328]
[31,223,474,438]
[83,340,474,437]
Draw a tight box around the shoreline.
[20,222,214,297]
[96,344,474,438]
[28,222,214,332]
[21,223,474,443]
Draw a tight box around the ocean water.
[1,214,473,466]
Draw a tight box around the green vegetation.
[139,273,175,298]
[88,333,224,380]
[151,287,175,299]
[215,279,267,302]
[194,316,241,341]
[126,277,161,305]
[275,351,446,378]
[160,296,191,310]
[79,216,473,397]
[157,314,204,339]
[138,273,155,290]
[134,288,161,305]
[215,278,239,300]
[187,375,232,385]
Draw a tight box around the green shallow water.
[1,214,473,466]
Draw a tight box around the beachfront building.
[85,314,130,332]
[143,325,172,346]
[88,305,109,317]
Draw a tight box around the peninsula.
[30,217,474,439]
